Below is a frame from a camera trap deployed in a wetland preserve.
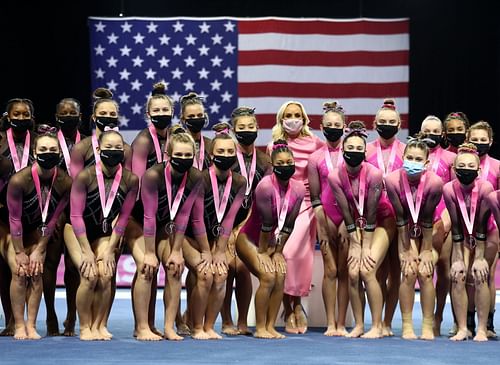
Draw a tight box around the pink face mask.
[282,118,303,135]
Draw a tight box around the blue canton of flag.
[89,18,238,130]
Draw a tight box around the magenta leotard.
[7,166,72,240]
[240,174,304,243]
[385,169,443,227]
[479,155,500,190]
[428,146,456,220]
[131,128,168,181]
[141,164,205,237]
[308,144,343,226]
[443,178,494,243]
[366,138,405,176]
[328,161,391,227]
[70,165,139,241]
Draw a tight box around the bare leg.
[399,245,418,340]
[0,248,14,336]
[487,242,498,338]
[322,240,338,336]
[336,238,349,336]
[283,293,297,334]
[433,222,451,337]
[450,245,469,341]
[221,256,238,336]
[234,258,252,335]
[9,263,28,340]
[418,250,438,341]
[43,238,62,336]
[63,252,79,336]
[383,237,399,337]
[25,274,43,339]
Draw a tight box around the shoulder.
[480,179,494,195]
[232,171,247,188]
[256,148,271,164]
[292,179,306,196]
[366,163,383,179]
[123,167,139,185]
[73,136,92,152]
[10,167,31,187]
[132,129,151,146]
[442,180,455,196]
[385,169,400,188]
[443,149,457,161]
[308,148,323,162]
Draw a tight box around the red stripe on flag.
[239,82,409,99]
[255,114,409,130]
[239,50,409,67]
[238,19,409,35]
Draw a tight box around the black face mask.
[100,149,124,167]
[455,168,478,186]
[343,151,365,167]
[235,131,258,146]
[37,152,61,170]
[376,124,398,140]
[323,127,343,142]
[185,117,205,133]
[57,116,80,134]
[213,155,236,171]
[273,165,295,180]
[446,133,466,148]
[95,117,119,132]
[170,157,193,173]
[10,118,33,133]
[473,143,490,157]
[425,134,442,148]
[151,115,172,130]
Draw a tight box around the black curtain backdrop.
[1,0,499,155]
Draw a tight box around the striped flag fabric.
[88,17,409,145]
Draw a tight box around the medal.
[31,163,57,238]
[410,224,422,239]
[402,169,427,239]
[165,221,176,235]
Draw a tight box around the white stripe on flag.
[238,33,409,52]
[238,65,409,83]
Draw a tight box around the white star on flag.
[210,55,223,67]
[145,45,157,56]
[172,44,184,56]
[210,79,222,91]
[119,45,131,56]
[119,115,130,127]
[144,68,156,79]
[209,102,221,114]
[133,33,145,44]
[146,22,158,33]
[224,22,235,32]
[95,68,105,79]
[198,68,210,79]
[107,79,118,91]
[106,56,118,68]
[199,22,211,33]
[120,22,132,32]
[95,21,106,32]
[118,92,130,103]
[183,79,195,90]
[222,67,234,78]
[224,43,236,54]
[107,33,119,44]
[221,91,232,102]
[184,55,196,67]
[119,68,131,80]
[132,56,144,67]
[130,79,143,91]
[157,57,170,68]
[94,44,105,56]
[159,34,170,45]
[171,68,183,79]
[131,103,142,114]
[185,34,197,45]
[173,21,184,32]
[211,34,223,45]
[198,44,210,56]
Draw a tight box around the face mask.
[235,131,258,146]
[213,155,236,171]
[95,117,119,132]
[323,127,343,142]
[57,116,80,134]
[10,118,33,133]
[170,157,193,173]
[455,168,478,186]
[425,134,442,148]
[185,117,206,133]
[100,149,124,167]
[343,151,365,167]
[273,165,295,180]
[473,143,490,157]
[446,133,466,148]
[151,115,172,130]
[282,119,303,135]
[37,152,61,170]
[403,160,425,176]
[376,124,398,140]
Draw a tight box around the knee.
[324,266,338,281]
[259,272,276,288]
[196,271,214,289]
[417,271,433,285]
[348,271,360,286]
[213,272,228,287]
[360,267,376,282]
[81,275,98,289]
[402,272,417,285]
[11,273,26,287]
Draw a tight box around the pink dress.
[307,144,343,226]
[267,134,324,296]
[428,146,456,221]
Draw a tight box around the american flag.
[88,17,409,145]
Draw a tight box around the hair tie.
[382,103,396,110]
[272,143,288,151]
[344,127,368,139]
[104,126,120,132]
[215,128,229,135]
[37,124,58,135]
[458,146,478,155]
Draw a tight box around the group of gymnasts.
[0,82,498,343]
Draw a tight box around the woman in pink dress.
[237,140,304,339]
[419,115,457,336]
[444,112,469,154]
[307,100,348,336]
[444,143,496,341]
[385,138,443,340]
[365,98,405,336]
[328,121,395,339]
[266,100,324,334]
[467,121,500,338]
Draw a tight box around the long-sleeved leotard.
[308,144,344,226]
[131,127,168,182]
[366,138,405,177]
[443,178,494,245]
[141,163,205,237]
[7,166,72,240]
[240,174,305,246]
[479,154,500,190]
[193,136,212,171]
[427,145,457,220]
[70,165,138,243]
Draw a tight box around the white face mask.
[282,118,303,135]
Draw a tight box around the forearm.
[11,236,25,254]
[421,224,433,251]
[144,236,157,255]
[397,224,411,252]
[257,230,271,254]
[474,239,486,260]
[274,232,290,254]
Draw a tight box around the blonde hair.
[375,98,400,123]
[455,142,480,167]
[467,120,493,141]
[271,101,312,141]
[146,82,174,114]
[166,124,196,157]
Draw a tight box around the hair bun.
[93,87,113,100]
[382,98,396,110]
[458,142,478,155]
[152,82,167,96]
[212,122,231,135]
[347,120,365,130]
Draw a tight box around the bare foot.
[205,328,223,340]
[0,325,15,336]
[324,325,337,336]
[346,326,364,338]
[176,323,191,336]
[91,328,104,340]
[151,327,163,337]
[361,327,383,339]
[46,319,60,336]
[79,328,95,341]
[99,327,113,340]
[473,329,488,342]
[221,325,239,336]
[382,326,394,337]
[450,329,469,341]
[448,323,458,337]
[237,325,252,336]
[63,319,76,337]
[487,329,497,338]
[136,328,163,341]
[253,328,274,339]
[421,325,435,341]
[335,326,348,337]
[266,327,285,339]
[285,313,299,334]
[402,325,417,340]
[164,328,183,341]
[191,329,211,340]
[26,326,42,340]
[13,326,28,340]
